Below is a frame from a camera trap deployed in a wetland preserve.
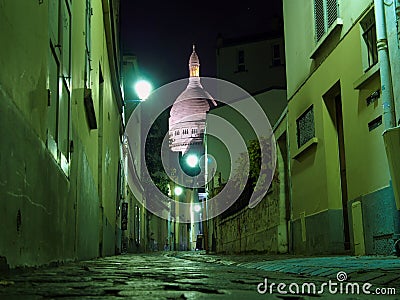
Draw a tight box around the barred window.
[360,9,378,71]
[297,105,315,148]
[314,0,339,42]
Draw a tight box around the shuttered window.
[47,0,72,177]
[314,0,339,42]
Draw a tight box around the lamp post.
[182,153,203,250]
[123,79,152,120]
[185,153,209,251]
[123,79,152,252]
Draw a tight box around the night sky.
[120,0,283,89]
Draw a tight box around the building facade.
[0,0,123,268]
[212,32,287,182]
[208,32,288,253]
[283,0,400,255]
[121,54,171,253]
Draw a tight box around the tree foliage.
[144,113,170,196]
[220,136,275,218]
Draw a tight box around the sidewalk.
[171,251,400,287]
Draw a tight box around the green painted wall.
[0,0,122,267]
[283,0,396,254]
[288,19,390,220]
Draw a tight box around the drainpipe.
[374,0,396,129]
[375,0,400,256]
[394,0,400,122]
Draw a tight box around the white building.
[169,45,217,154]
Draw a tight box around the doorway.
[324,85,350,251]
[335,94,350,250]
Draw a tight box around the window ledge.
[292,137,318,160]
[310,18,343,59]
[353,63,380,90]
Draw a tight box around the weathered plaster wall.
[0,0,122,267]
[214,122,289,254]
[283,0,399,254]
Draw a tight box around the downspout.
[375,0,400,256]
[394,0,400,123]
[374,0,396,129]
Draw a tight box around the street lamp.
[124,79,153,120]
[134,79,152,101]
[123,79,152,252]
[174,186,183,196]
[185,154,199,168]
[193,203,201,213]
[183,152,203,250]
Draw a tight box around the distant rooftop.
[217,31,283,48]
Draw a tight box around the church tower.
[169,45,216,154]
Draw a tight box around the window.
[272,44,281,66]
[47,46,60,161]
[47,0,72,176]
[296,105,315,148]
[314,0,339,42]
[61,0,71,87]
[361,9,378,71]
[368,115,382,132]
[237,49,246,72]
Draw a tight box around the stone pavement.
[172,251,400,289]
[0,252,399,299]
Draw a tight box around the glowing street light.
[134,79,152,101]
[174,186,183,196]
[186,154,199,168]
[193,203,201,212]
[124,79,152,121]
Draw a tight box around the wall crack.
[7,192,51,215]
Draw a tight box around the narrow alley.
[2,1,400,299]
[1,252,400,299]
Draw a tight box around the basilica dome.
[169,45,217,153]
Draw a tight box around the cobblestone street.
[1,252,400,299]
